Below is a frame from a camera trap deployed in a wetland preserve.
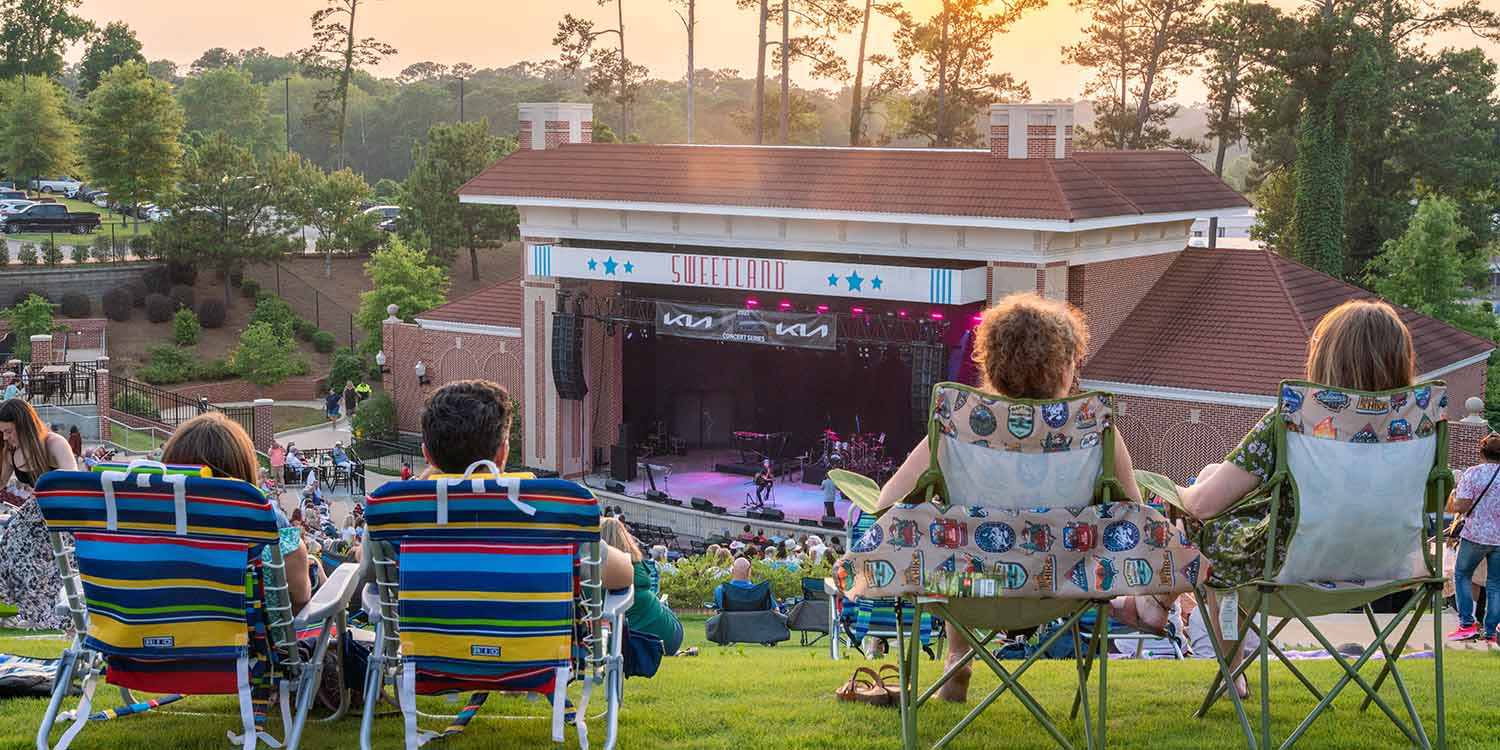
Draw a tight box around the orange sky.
[77,0,1500,104]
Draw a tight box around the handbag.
[620,626,665,679]
[1447,465,1500,547]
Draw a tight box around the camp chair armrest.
[604,586,634,621]
[823,577,839,597]
[295,562,362,630]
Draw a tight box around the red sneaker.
[1447,624,1480,641]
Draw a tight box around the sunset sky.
[77,0,1500,104]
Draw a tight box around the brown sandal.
[876,663,904,698]
[836,666,894,706]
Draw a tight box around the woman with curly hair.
[877,292,1158,702]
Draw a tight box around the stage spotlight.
[816,304,830,313]
[746,298,759,308]
[930,312,945,321]
[778,301,792,310]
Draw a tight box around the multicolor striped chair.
[360,462,629,750]
[33,459,362,750]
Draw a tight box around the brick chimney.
[518,103,594,151]
[990,104,1074,159]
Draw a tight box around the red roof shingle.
[1082,247,1494,395]
[458,144,1249,222]
[416,276,523,329]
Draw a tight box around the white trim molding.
[413,318,523,338]
[461,194,1247,233]
[1080,379,1278,410]
[1419,350,1493,381]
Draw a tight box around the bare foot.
[1235,674,1248,699]
[1111,596,1170,634]
[935,659,971,703]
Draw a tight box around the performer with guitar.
[753,458,774,506]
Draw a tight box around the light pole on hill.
[285,77,292,152]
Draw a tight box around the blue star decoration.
[845,271,864,291]
[827,273,839,287]
[871,276,883,290]
[623,261,634,274]
[602,256,618,275]
[587,258,598,271]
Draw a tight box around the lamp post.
[375,350,389,374]
[414,360,430,385]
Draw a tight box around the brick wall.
[1113,394,1267,483]
[1027,124,1056,159]
[379,319,525,434]
[545,120,571,149]
[989,124,1008,156]
[519,121,534,150]
[1070,252,1181,358]
[1440,360,1486,410]
[0,264,153,309]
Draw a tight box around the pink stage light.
[930,312,945,321]
[746,298,759,307]
[851,306,865,315]
[816,304,830,313]
[778,301,792,310]
[971,314,983,325]
[897,310,908,317]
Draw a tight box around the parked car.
[91,193,110,209]
[141,205,168,222]
[74,185,104,201]
[0,199,34,215]
[0,203,101,234]
[363,205,400,221]
[27,176,82,195]
[0,189,26,202]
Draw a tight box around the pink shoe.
[1446,624,1479,641]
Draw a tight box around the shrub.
[193,357,234,381]
[126,280,149,307]
[68,242,89,265]
[166,261,197,286]
[241,279,260,299]
[17,243,37,265]
[129,233,155,261]
[137,344,195,385]
[350,392,396,441]
[172,307,201,345]
[59,293,90,319]
[112,391,159,421]
[144,293,174,323]
[168,284,194,311]
[310,330,336,353]
[656,557,834,611]
[101,288,131,321]
[142,266,172,295]
[39,239,61,266]
[197,298,226,329]
[327,348,365,392]
[249,295,297,340]
[294,318,317,341]
[91,234,112,263]
[231,322,304,386]
[12,289,48,307]
[3,294,56,361]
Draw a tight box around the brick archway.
[1159,421,1232,484]
[482,348,524,397]
[1112,413,1157,474]
[437,347,482,383]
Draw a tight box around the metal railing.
[2,359,104,406]
[245,261,360,348]
[214,404,257,443]
[110,377,203,428]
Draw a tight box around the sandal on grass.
[835,667,894,706]
[876,664,904,699]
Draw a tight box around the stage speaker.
[610,445,636,481]
[645,490,669,504]
[750,508,785,522]
[690,497,714,512]
[797,518,820,528]
[821,515,845,530]
[605,480,626,494]
[910,341,948,427]
[552,312,588,400]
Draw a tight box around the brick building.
[374,100,1490,519]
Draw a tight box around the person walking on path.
[1447,433,1500,646]
[324,388,341,426]
[342,382,357,420]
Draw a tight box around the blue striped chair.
[33,460,362,750]
[360,462,629,750]
[840,507,935,657]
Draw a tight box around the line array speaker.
[552,312,588,400]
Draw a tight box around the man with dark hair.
[419,379,633,589]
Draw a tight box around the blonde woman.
[600,517,684,658]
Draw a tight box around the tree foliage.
[0,75,77,185]
[401,119,516,280]
[77,20,143,95]
[3,293,55,361]
[298,0,396,169]
[287,160,380,275]
[82,61,184,216]
[177,67,283,157]
[554,1,645,136]
[1364,196,1490,335]
[354,237,448,352]
[0,0,92,79]
[231,321,306,387]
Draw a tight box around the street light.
[375,350,390,374]
[414,360,430,385]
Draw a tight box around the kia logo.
[662,313,713,329]
[774,323,829,338]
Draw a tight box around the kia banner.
[654,301,838,351]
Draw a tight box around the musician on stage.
[753,458,774,505]
[820,475,840,519]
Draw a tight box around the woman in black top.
[0,399,78,629]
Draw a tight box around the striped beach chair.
[832,507,935,659]
[33,459,362,750]
[360,462,630,750]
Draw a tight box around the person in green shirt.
[600,517,684,657]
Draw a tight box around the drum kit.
[816,429,894,479]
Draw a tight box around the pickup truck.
[0,203,101,234]
[27,176,82,195]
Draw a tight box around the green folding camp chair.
[1156,380,1451,750]
[832,382,1208,750]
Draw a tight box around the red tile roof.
[1083,247,1494,395]
[458,144,1249,222]
[416,275,523,329]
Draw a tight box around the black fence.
[0,359,103,407]
[215,404,256,443]
[110,377,203,427]
[245,261,360,349]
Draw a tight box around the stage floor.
[585,449,851,522]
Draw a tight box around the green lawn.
[273,405,330,432]
[2,616,1497,749]
[108,423,167,454]
[2,197,154,246]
